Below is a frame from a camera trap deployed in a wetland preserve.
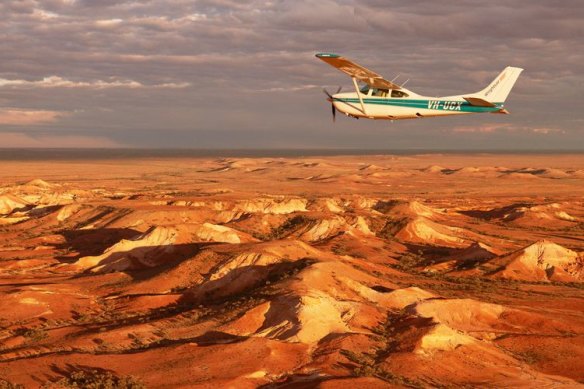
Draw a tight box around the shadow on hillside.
[56,228,142,262]
[458,202,531,220]
[69,242,217,281]
[181,257,316,306]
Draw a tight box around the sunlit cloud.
[185,13,208,22]
[0,109,67,126]
[32,9,60,20]
[255,84,320,93]
[452,123,566,135]
[0,132,121,148]
[0,0,580,148]
[452,124,511,133]
[94,18,123,28]
[531,127,565,135]
[0,76,190,89]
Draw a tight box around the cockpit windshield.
[391,90,409,98]
[359,85,407,98]
[372,88,389,97]
[359,84,370,94]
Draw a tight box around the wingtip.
[315,53,340,58]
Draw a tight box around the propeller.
[323,86,342,123]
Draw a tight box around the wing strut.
[351,77,367,116]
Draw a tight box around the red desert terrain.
[0,153,583,388]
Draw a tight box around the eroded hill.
[0,154,583,388]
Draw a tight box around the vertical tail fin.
[477,67,523,102]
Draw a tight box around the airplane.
[316,53,523,121]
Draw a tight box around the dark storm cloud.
[0,0,582,148]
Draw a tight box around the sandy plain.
[0,153,583,388]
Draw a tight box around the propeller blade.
[332,103,336,123]
[336,86,342,94]
[323,87,338,122]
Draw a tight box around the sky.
[0,0,582,150]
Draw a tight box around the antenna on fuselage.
[391,74,400,83]
[401,79,410,87]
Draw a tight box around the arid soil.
[0,153,583,388]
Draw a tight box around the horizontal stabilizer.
[463,97,496,107]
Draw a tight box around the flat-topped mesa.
[236,198,308,214]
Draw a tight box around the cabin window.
[372,88,389,97]
[359,84,370,94]
[391,90,409,98]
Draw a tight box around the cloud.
[0,109,67,125]
[94,18,123,28]
[452,123,566,135]
[0,131,121,148]
[452,124,511,133]
[254,84,321,93]
[531,127,565,135]
[32,8,61,20]
[0,76,190,89]
[0,0,581,148]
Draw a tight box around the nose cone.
[330,93,343,102]
[331,96,340,107]
[331,93,345,107]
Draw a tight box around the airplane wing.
[315,53,401,90]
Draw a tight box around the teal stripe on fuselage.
[336,98,502,113]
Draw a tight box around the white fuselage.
[332,88,501,120]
